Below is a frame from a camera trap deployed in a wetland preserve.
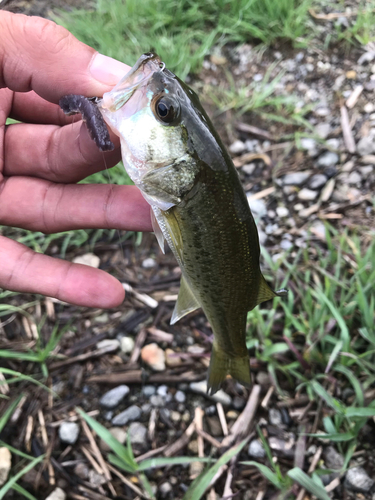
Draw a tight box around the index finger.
[0,11,130,103]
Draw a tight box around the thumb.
[0,11,130,103]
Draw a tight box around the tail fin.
[207,343,251,395]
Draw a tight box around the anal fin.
[254,275,287,308]
[150,207,165,254]
[170,276,200,325]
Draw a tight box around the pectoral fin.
[151,207,165,254]
[170,276,200,325]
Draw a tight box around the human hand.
[0,12,152,308]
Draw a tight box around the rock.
[247,197,267,218]
[112,405,141,426]
[317,151,339,168]
[323,446,344,471]
[206,416,222,436]
[357,136,375,156]
[128,422,147,445]
[233,396,245,410]
[89,469,106,487]
[142,385,156,397]
[188,440,199,454]
[100,427,127,452]
[189,380,231,405]
[74,462,89,480]
[276,206,289,218]
[298,188,319,201]
[347,171,362,185]
[269,408,283,426]
[142,257,157,268]
[120,336,135,354]
[364,102,375,113]
[269,436,295,458]
[0,448,11,486]
[96,339,120,350]
[59,422,80,445]
[100,385,130,409]
[72,253,100,268]
[300,138,317,151]
[229,140,246,155]
[141,343,166,371]
[190,461,205,477]
[45,488,66,500]
[345,467,374,493]
[157,385,168,397]
[283,172,311,186]
[315,122,331,139]
[159,482,173,497]
[165,348,182,367]
[308,174,327,189]
[256,371,271,386]
[242,163,256,175]
[248,439,266,459]
[280,239,293,251]
[174,390,186,403]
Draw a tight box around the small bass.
[60,53,286,394]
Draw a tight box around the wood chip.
[346,85,364,109]
[147,326,174,343]
[340,106,356,153]
[129,328,148,364]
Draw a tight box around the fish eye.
[155,96,177,124]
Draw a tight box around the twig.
[196,429,222,449]
[222,385,261,447]
[38,409,55,485]
[80,416,111,482]
[49,345,119,370]
[49,410,100,428]
[340,106,356,153]
[233,153,272,168]
[261,386,274,409]
[135,445,168,463]
[325,477,341,493]
[346,85,363,109]
[309,8,359,20]
[223,466,234,498]
[122,283,158,308]
[87,370,205,384]
[296,446,322,500]
[247,186,275,201]
[235,122,273,140]
[195,408,205,457]
[130,328,148,364]
[81,445,104,475]
[147,326,174,343]
[108,464,149,499]
[217,403,229,436]
[148,408,158,444]
[164,421,195,457]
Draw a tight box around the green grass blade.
[345,407,375,418]
[10,483,39,500]
[0,455,45,499]
[334,365,364,406]
[287,467,331,500]
[0,395,23,433]
[182,439,248,500]
[241,462,283,489]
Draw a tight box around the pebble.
[280,239,293,251]
[174,390,186,403]
[233,396,245,410]
[248,439,266,459]
[74,462,89,479]
[308,174,327,189]
[157,385,169,397]
[100,385,130,409]
[282,172,311,186]
[364,102,375,113]
[345,467,374,493]
[229,140,246,155]
[112,405,141,426]
[247,197,267,218]
[323,446,344,470]
[142,257,157,268]
[45,488,66,500]
[347,171,362,185]
[142,385,156,397]
[317,151,339,168]
[128,422,148,445]
[72,252,100,268]
[59,422,80,445]
[165,348,182,367]
[159,482,173,497]
[96,339,120,350]
[357,136,375,156]
[269,408,283,426]
[242,163,256,175]
[0,447,11,486]
[300,138,317,151]
[141,343,166,371]
[276,206,289,217]
[150,395,165,407]
[298,188,318,201]
[120,336,135,354]
[189,380,231,405]
[100,427,127,452]
[269,436,295,458]
[89,470,106,487]
[315,122,331,139]
[256,371,271,386]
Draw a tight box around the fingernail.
[90,53,131,86]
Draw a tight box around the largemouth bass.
[60,53,286,394]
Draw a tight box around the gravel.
[100,385,130,409]
[283,172,311,186]
[248,439,266,458]
[229,140,246,154]
[189,380,232,405]
[308,174,327,189]
[142,385,156,397]
[357,136,375,156]
[269,408,283,426]
[298,188,319,201]
[112,405,142,426]
[120,336,135,354]
[174,390,186,403]
[45,488,66,500]
[317,151,339,168]
[59,422,80,445]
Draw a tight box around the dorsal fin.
[150,207,165,254]
[170,276,200,325]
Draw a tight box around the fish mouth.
[100,53,164,112]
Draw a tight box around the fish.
[60,53,286,394]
